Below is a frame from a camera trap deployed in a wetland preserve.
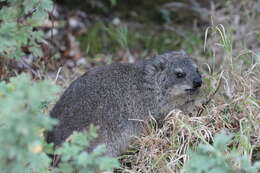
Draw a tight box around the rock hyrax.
[46,51,202,157]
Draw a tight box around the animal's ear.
[144,57,167,76]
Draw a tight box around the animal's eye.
[175,72,186,78]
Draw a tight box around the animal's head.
[144,51,202,97]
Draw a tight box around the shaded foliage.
[0,0,53,59]
[184,132,260,173]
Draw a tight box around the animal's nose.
[193,78,202,88]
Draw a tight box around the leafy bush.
[0,0,53,59]
[183,132,260,173]
[0,74,119,173]
[52,125,119,173]
[0,1,119,172]
[0,74,59,173]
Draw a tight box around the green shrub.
[0,74,119,173]
[0,0,53,59]
[52,125,119,173]
[183,132,260,173]
[0,74,59,173]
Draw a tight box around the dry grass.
[40,1,259,172]
[116,1,260,172]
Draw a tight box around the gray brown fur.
[46,51,202,157]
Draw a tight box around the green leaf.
[97,156,120,171]
[213,132,233,152]
[183,132,257,173]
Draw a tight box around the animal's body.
[46,51,202,157]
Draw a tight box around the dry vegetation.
[37,0,259,172]
[115,1,260,173]
[41,1,259,172]
[1,0,258,172]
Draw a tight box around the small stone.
[68,18,79,28]
[112,17,121,25]
[66,60,75,68]
[76,58,87,66]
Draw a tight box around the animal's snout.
[193,77,202,88]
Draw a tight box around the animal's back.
[47,63,148,156]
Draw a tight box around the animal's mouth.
[185,88,199,95]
